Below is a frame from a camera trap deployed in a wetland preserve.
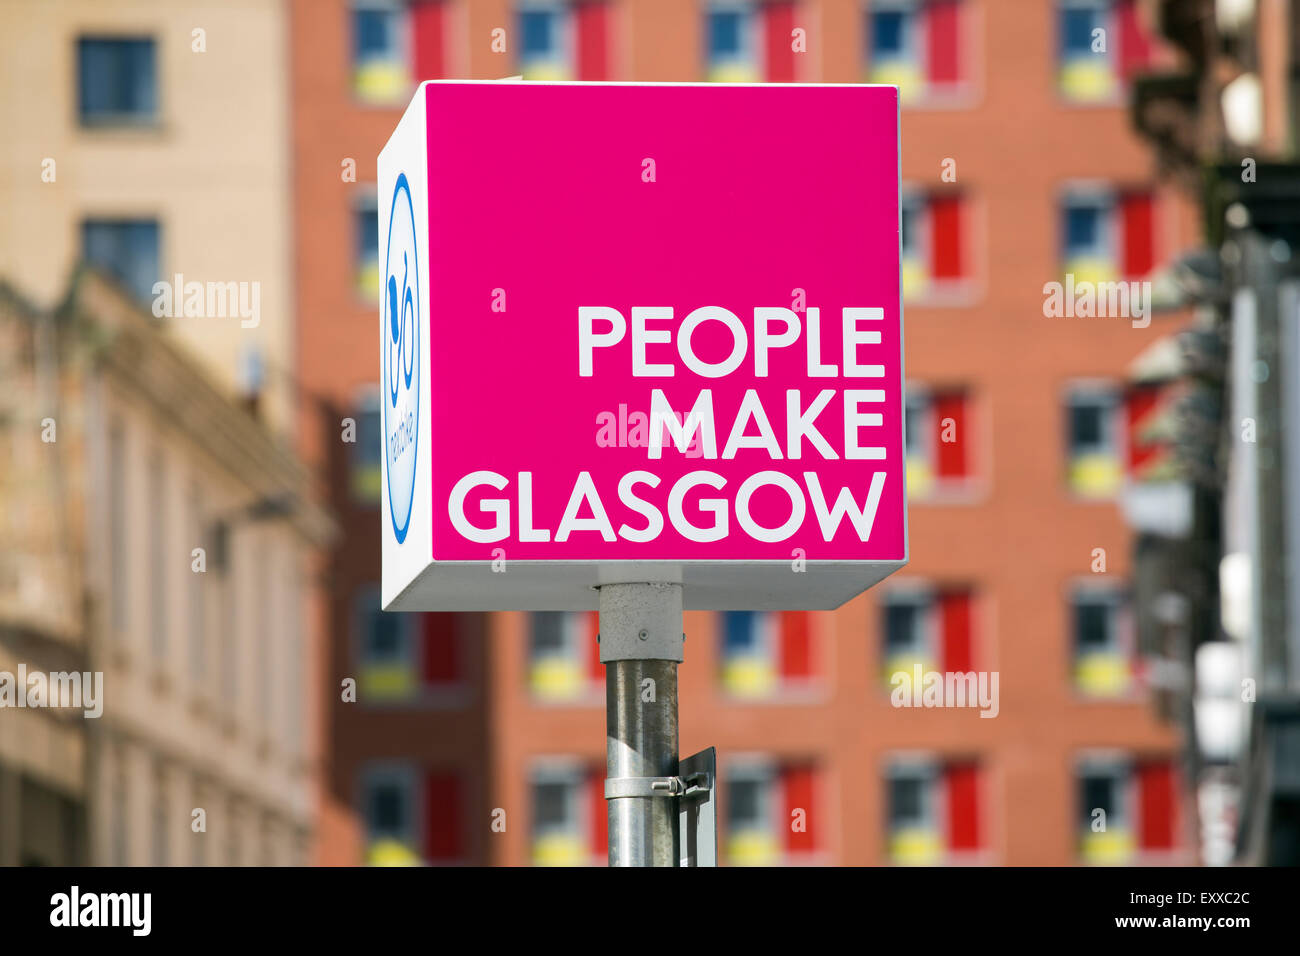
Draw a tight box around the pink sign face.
[380,81,906,611]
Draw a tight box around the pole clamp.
[605,771,712,800]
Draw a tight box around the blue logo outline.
[383,172,420,544]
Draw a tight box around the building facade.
[293,0,1193,865]
[0,271,330,865]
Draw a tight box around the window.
[1062,189,1156,284]
[1072,587,1133,697]
[410,0,448,80]
[866,1,964,102]
[905,387,973,497]
[1058,0,1152,103]
[149,450,166,662]
[531,762,605,866]
[189,484,205,681]
[720,611,814,698]
[351,388,382,503]
[886,758,981,864]
[881,588,974,682]
[355,190,379,302]
[725,760,817,865]
[152,769,168,866]
[900,190,966,300]
[1066,386,1121,497]
[529,611,601,701]
[362,766,466,866]
[77,37,156,125]
[109,422,127,638]
[352,1,410,102]
[1077,756,1176,863]
[706,1,757,82]
[519,2,572,79]
[357,587,462,702]
[82,218,159,305]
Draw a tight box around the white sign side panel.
[380,83,433,610]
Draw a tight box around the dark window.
[78,37,157,124]
[82,219,159,304]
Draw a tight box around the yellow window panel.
[532,834,587,867]
[868,61,923,103]
[357,261,380,303]
[1075,651,1132,697]
[1080,827,1134,865]
[1069,452,1121,497]
[521,61,573,81]
[1059,58,1116,102]
[1065,256,1119,288]
[901,257,929,302]
[530,657,585,701]
[890,826,943,866]
[906,457,934,499]
[727,829,780,866]
[351,464,381,503]
[883,654,936,687]
[708,63,760,83]
[353,60,411,103]
[367,838,421,866]
[722,655,777,698]
[360,663,415,701]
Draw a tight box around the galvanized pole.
[599,582,682,867]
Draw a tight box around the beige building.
[0,0,296,433]
[0,270,330,865]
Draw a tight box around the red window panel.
[1125,384,1162,474]
[425,772,463,862]
[939,591,973,673]
[576,1,609,81]
[585,610,603,681]
[945,763,980,851]
[783,765,816,853]
[1137,761,1177,850]
[1120,192,1155,277]
[925,0,961,86]
[779,611,812,679]
[410,0,445,80]
[933,392,968,478]
[587,769,608,857]
[1116,0,1153,82]
[422,614,460,685]
[763,1,796,83]
[930,195,963,280]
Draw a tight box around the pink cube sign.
[380,81,906,611]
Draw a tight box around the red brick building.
[292,0,1192,865]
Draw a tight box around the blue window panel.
[354,7,399,61]
[1063,201,1108,259]
[724,610,758,653]
[707,9,746,60]
[521,8,561,59]
[78,37,157,123]
[81,219,160,304]
[1061,5,1103,58]
[871,10,911,60]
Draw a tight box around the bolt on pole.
[599,582,683,867]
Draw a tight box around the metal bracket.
[605,770,711,801]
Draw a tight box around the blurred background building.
[5,0,1295,867]
[294,0,1196,866]
[0,0,329,865]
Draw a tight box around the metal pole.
[598,582,682,867]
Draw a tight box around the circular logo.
[383,173,420,544]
